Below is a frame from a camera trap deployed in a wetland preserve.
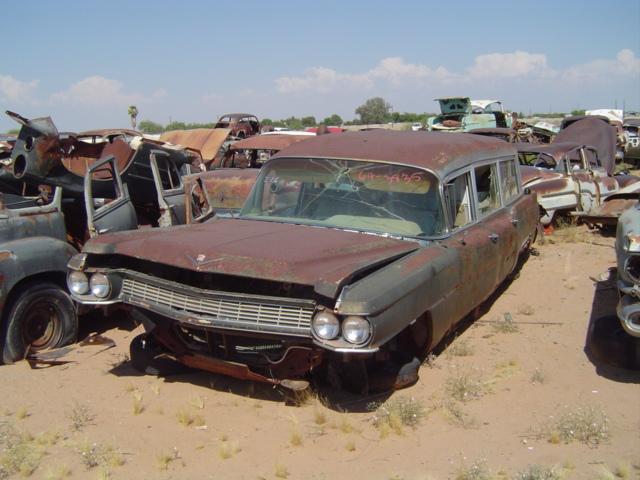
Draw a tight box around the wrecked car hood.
[83,218,421,298]
[520,165,564,185]
[436,97,471,115]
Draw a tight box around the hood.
[520,165,564,185]
[84,218,421,298]
[615,174,640,192]
[436,97,471,115]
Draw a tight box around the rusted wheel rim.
[22,300,63,350]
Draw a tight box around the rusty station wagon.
[68,131,538,392]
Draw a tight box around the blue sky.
[1,0,639,131]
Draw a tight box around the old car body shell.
[70,131,538,385]
[183,169,259,223]
[214,113,260,139]
[428,97,511,132]
[6,111,197,201]
[0,188,78,318]
[517,140,640,225]
[615,202,640,337]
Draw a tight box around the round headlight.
[89,273,111,298]
[68,271,89,295]
[312,311,340,340]
[342,316,371,344]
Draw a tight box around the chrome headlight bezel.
[68,271,89,295]
[89,273,111,299]
[342,316,371,345]
[312,311,340,340]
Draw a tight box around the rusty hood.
[83,218,421,298]
[520,165,564,185]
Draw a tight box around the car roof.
[217,113,257,120]
[515,141,589,161]
[272,130,516,177]
[229,134,313,151]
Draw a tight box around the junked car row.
[0,103,637,394]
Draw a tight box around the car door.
[442,168,500,320]
[149,150,186,227]
[584,147,619,203]
[569,147,603,213]
[84,155,138,237]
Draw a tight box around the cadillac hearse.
[68,131,538,392]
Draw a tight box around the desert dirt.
[0,226,639,480]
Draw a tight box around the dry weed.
[275,463,289,479]
[455,459,491,480]
[445,366,488,402]
[493,312,520,333]
[369,395,426,437]
[446,337,475,357]
[541,405,609,446]
[514,464,564,480]
[67,401,95,432]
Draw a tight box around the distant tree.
[184,122,216,129]
[570,109,586,116]
[321,114,343,126]
[301,116,316,127]
[355,97,392,124]
[262,118,274,126]
[138,120,165,134]
[5,128,19,135]
[283,116,304,130]
[165,121,187,131]
[127,105,138,130]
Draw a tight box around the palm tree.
[128,105,138,130]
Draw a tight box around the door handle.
[488,233,499,243]
[511,218,519,226]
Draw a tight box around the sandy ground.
[0,227,639,480]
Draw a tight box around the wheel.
[1,281,78,364]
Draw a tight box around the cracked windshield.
[240,158,444,237]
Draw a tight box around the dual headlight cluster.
[68,271,111,298]
[312,311,371,345]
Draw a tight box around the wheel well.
[2,271,67,324]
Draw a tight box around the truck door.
[84,155,138,237]
[149,151,186,227]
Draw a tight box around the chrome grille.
[121,278,314,336]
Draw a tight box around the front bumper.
[616,292,640,338]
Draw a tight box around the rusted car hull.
[616,203,640,337]
[6,111,196,200]
[70,131,539,391]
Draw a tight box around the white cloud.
[0,74,38,103]
[562,48,640,82]
[370,57,459,85]
[50,76,151,106]
[276,66,373,94]
[274,49,640,98]
[467,51,552,79]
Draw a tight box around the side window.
[474,164,500,216]
[567,149,583,171]
[584,148,599,168]
[499,160,519,204]
[446,172,474,229]
[156,156,182,190]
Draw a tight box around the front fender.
[0,237,78,312]
[337,244,459,348]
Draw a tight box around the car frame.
[68,131,538,391]
[518,141,640,226]
[214,113,260,139]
